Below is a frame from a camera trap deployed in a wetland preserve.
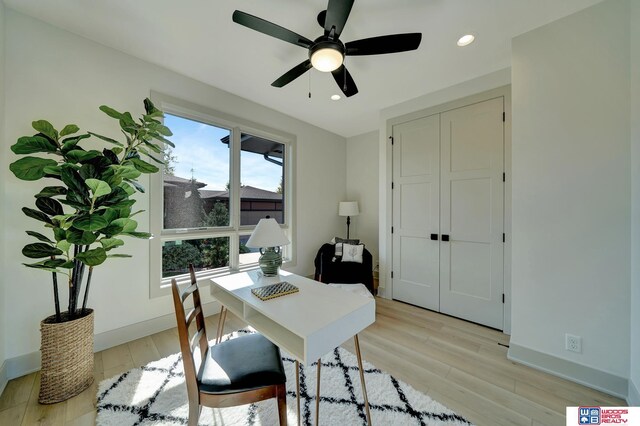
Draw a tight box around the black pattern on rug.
[96,330,472,426]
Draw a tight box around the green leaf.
[141,141,162,153]
[61,134,91,154]
[23,262,65,273]
[100,223,123,237]
[66,228,97,245]
[11,135,58,154]
[56,240,72,252]
[88,132,124,147]
[52,213,75,229]
[43,165,62,177]
[111,218,137,233]
[99,238,125,251]
[73,214,108,231]
[108,254,133,258]
[99,105,124,120]
[150,133,175,148]
[35,197,64,216]
[66,149,100,163]
[143,98,158,115]
[60,166,89,202]
[120,111,136,128]
[129,158,158,174]
[32,120,58,141]
[85,179,111,199]
[113,165,141,180]
[35,186,67,198]
[54,228,66,242]
[9,157,58,181]
[118,182,136,196]
[43,258,67,268]
[26,231,53,243]
[122,231,152,239]
[76,247,107,266]
[111,146,123,156]
[101,208,119,224]
[22,207,53,224]
[106,199,136,210]
[22,243,63,258]
[59,124,80,137]
[125,178,145,193]
[156,124,172,137]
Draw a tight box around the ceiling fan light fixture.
[310,45,344,72]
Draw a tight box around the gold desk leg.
[354,334,372,426]
[296,360,301,426]
[215,306,227,344]
[315,359,321,426]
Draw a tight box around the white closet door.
[439,97,504,329]
[392,114,440,310]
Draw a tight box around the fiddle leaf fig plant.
[10,98,173,323]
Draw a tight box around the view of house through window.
[160,113,287,278]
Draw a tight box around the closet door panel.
[392,114,440,311]
[440,97,504,329]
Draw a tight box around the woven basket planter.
[39,309,94,404]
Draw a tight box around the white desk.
[210,269,376,425]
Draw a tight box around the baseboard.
[2,301,221,382]
[94,300,220,352]
[508,343,628,399]
[629,378,640,406]
[0,359,8,399]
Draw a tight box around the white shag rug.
[97,330,472,425]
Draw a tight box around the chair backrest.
[171,264,209,398]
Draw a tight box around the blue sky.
[164,114,282,192]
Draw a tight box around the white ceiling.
[4,0,603,137]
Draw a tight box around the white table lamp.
[246,218,290,276]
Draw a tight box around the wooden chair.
[171,265,287,426]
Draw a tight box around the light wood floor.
[0,297,625,425]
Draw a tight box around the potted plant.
[9,98,173,404]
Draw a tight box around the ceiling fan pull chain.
[308,70,312,99]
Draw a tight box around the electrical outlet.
[565,334,582,353]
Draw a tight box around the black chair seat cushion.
[198,333,286,394]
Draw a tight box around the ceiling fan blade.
[345,33,422,56]
[272,60,313,87]
[324,0,354,38]
[331,65,358,97]
[233,10,313,49]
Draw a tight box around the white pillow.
[342,243,364,263]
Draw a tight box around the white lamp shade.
[246,218,290,248]
[338,201,360,217]
[310,48,343,72]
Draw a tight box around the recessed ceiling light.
[457,34,475,47]
[331,94,341,101]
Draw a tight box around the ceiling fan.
[232,0,422,97]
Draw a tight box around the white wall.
[0,0,7,386]
[510,0,630,384]
[630,0,640,407]
[2,10,347,361]
[346,130,379,263]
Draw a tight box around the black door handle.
[441,234,450,242]
[430,234,438,240]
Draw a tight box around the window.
[149,94,294,297]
